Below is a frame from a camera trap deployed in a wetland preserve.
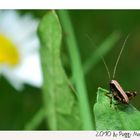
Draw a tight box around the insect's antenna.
[86,34,111,81]
[113,34,130,79]
[101,56,111,80]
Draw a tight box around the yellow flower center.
[0,34,20,67]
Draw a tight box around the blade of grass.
[58,10,94,130]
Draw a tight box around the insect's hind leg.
[126,91,137,100]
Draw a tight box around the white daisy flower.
[0,10,42,90]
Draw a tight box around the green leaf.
[94,87,140,130]
[38,11,82,130]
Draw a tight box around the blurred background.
[0,10,140,129]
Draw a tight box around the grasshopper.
[102,34,137,104]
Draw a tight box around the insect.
[102,34,137,104]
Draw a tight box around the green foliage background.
[0,10,140,129]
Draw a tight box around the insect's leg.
[109,96,113,107]
[105,93,112,98]
[126,91,137,96]
[113,99,119,105]
[126,91,137,100]
[114,93,122,101]
[126,91,133,100]
[113,94,121,105]
[111,98,119,109]
[104,93,112,107]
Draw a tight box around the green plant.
[25,10,140,130]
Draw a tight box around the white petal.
[12,52,43,88]
[19,35,40,55]
[1,67,24,90]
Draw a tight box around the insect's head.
[109,80,116,91]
